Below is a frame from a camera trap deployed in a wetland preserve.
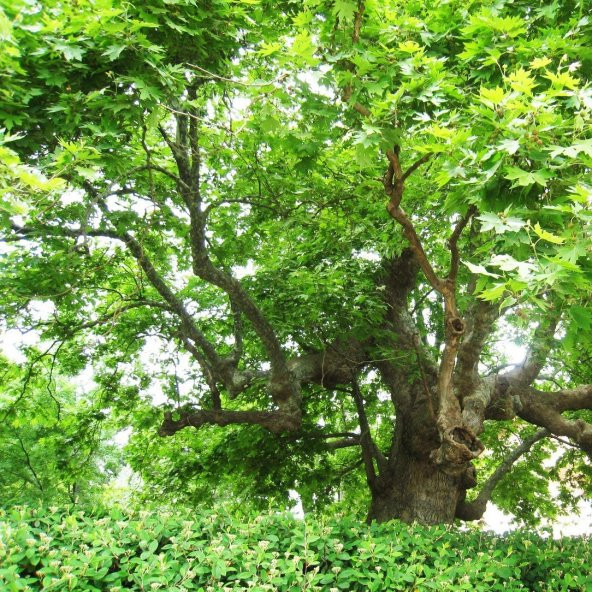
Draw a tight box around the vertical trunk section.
[368,450,463,525]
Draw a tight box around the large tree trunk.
[365,404,470,525]
[368,451,464,525]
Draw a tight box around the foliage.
[1,506,591,592]
[475,421,589,527]
[123,390,372,516]
[0,356,122,506]
[0,0,591,526]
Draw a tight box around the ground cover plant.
[1,506,591,591]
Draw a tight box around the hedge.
[0,506,590,591]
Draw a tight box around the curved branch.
[402,153,433,182]
[351,379,387,479]
[62,300,172,335]
[177,333,222,409]
[158,340,370,437]
[14,430,44,492]
[386,202,444,292]
[549,385,592,411]
[325,436,362,450]
[456,298,501,437]
[516,387,592,456]
[447,206,477,283]
[506,313,560,386]
[158,101,296,404]
[11,222,122,243]
[96,199,224,368]
[383,147,482,472]
[377,248,438,415]
[159,408,300,435]
[352,1,365,43]
[157,123,192,189]
[228,294,244,364]
[456,299,499,394]
[456,428,548,521]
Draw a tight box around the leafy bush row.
[0,506,590,591]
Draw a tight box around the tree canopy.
[1,0,591,526]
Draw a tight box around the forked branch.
[384,147,449,293]
[351,379,387,484]
[383,146,481,472]
[159,107,295,405]
[448,206,477,283]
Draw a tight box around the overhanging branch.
[159,408,300,435]
[516,387,592,457]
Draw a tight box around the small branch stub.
[448,316,466,336]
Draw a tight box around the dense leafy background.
[0,356,121,506]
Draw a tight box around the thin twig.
[186,62,286,87]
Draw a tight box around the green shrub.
[0,506,590,591]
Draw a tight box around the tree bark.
[365,400,469,526]
[368,450,464,525]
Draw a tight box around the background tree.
[0,355,121,505]
[1,0,591,525]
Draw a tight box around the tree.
[1,0,591,525]
[0,356,121,505]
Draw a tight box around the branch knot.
[448,317,466,336]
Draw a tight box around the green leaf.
[505,167,550,187]
[463,260,500,278]
[498,139,520,155]
[530,57,552,69]
[479,283,507,301]
[532,222,565,244]
[478,212,525,234]
[333,0,357,23]
[56,43,85,61]
[479,86,506,106]
[103,45,127,61]
[507,67,536,95]
[570,306,592,330]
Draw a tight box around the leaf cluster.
[1,505,591,591]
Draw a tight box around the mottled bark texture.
[369,453,464,525]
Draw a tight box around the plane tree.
[1,0,592,524]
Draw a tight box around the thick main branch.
[383,146,481,473]
[159,408,300,435]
